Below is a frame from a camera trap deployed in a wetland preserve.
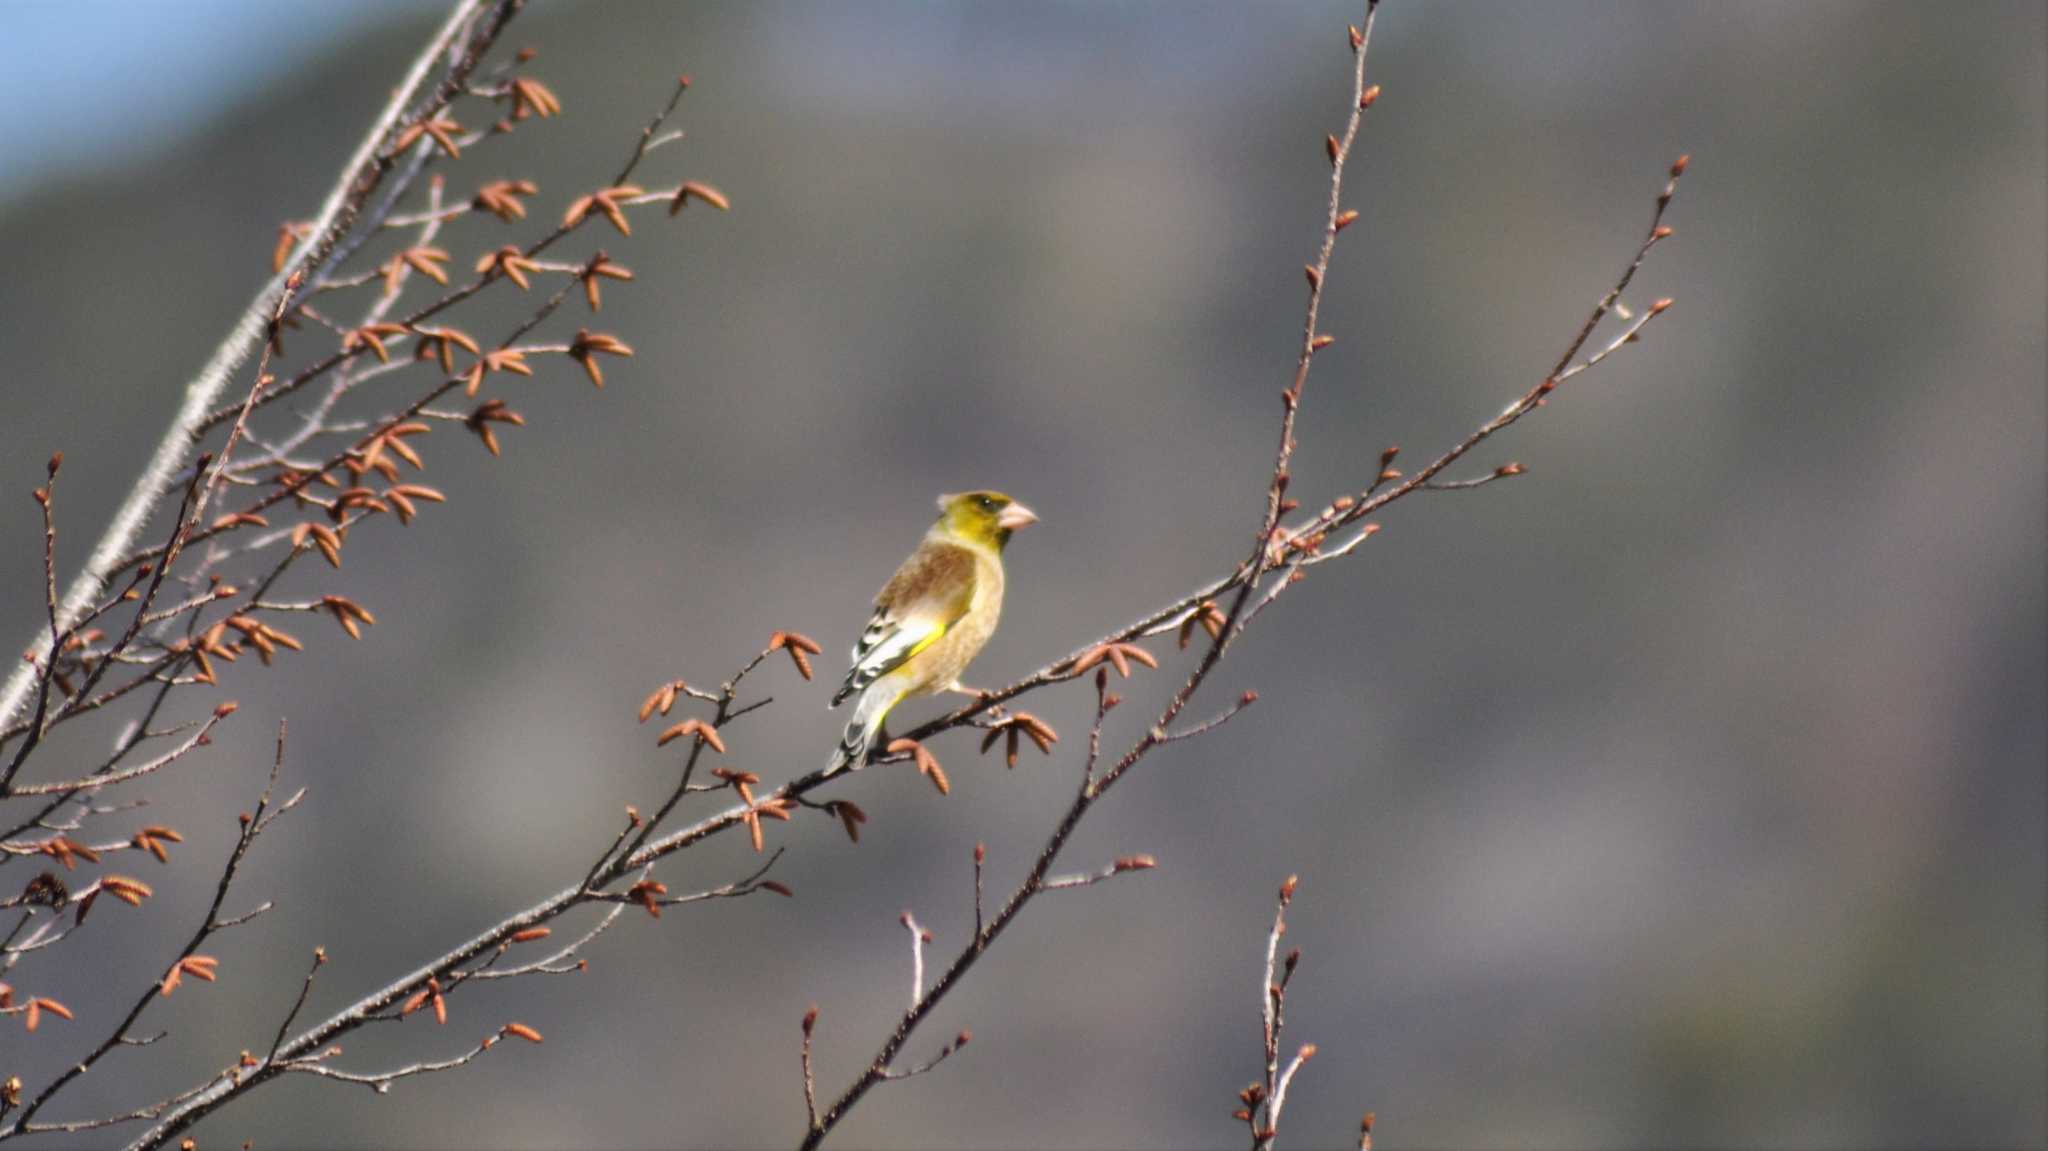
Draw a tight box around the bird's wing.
[831,539,979,707]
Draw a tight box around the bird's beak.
[996,502,1040,531]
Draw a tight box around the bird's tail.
[827,684,901,775]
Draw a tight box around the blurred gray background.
[1,2,2042,1148]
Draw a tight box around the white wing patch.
[831,608,944,707]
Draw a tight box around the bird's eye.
[977,496,996,511]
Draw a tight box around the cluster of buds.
[158,955,220,998]
[886,738,949,796]
[978,711,1058,768]
[769,630,823,680]
[400,975,448,1023]
[1068,640,1158,679]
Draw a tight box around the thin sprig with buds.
[1232,874,1367,1151]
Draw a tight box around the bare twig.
[1041,855,1160,891]
[1247,875,1307,1151]
[877,1028,970,1083]
[900,911,932,1011]
[266,948,328,1065]
[277,1025,538,1095]
[800,1006,821,1134]
[972,843,985,937]
[4,706,232,797]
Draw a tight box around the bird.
[827,490,1039,774]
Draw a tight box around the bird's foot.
[947,681,1006,720]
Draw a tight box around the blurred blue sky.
[0,0,434,205]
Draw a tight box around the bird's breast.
[899,554,1003,698]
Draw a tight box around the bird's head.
[935,490,1038,551]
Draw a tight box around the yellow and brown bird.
[828,491,1038,773]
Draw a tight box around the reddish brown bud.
[888,738,949,794]
[670,182,731,215]
[46,453,62,478]
[656,717,725,752]
[802,1005,819,1034]
[27,998,70,1030]
[638,681,682,724]
[1652,225,1674,239]
[1335,208,1360,231]
[1650,297,1674,315]
[828,799,867,843]
[1670,154,1690,177]
[1325,134,1341,163]
[99,875,154,906]
[1279,874,1299,903]
[770,630,821,679]
[1361,84,1381,109]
